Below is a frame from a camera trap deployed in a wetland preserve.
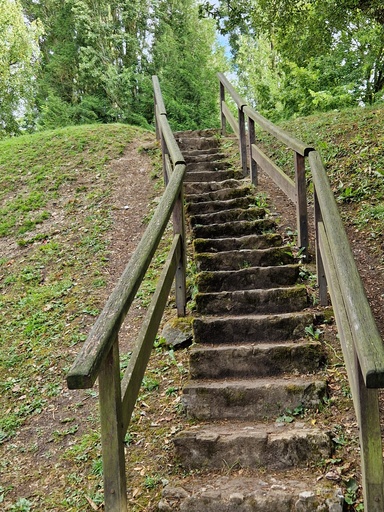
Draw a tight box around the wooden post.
[294,152,308,254]
[172,185,186,317]
[161,131,169,186]
[314,189,328,305]
[239,107,247,176]
[356,356,384,511]
[99,339,127,512]
[220,81,226,136]
[248,117,257,185]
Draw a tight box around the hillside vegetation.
[0,105,383,510]
[263,105,384,258]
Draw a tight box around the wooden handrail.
[66,162,186,389]
[218,72,309,251]
[309,151,384,388]
[217,73,384,512]
[66,76,187,512]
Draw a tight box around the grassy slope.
[0,124,144,440]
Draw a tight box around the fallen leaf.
[85,496,100,511]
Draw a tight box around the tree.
[151,0,227,130]
[201,0,384,118]
[0,0,42,136]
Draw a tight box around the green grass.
[0,124,148,444]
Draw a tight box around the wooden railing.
[218,72,384,511]
[66,76,186,512]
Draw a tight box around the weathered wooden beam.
[248,117,257,185]
[218,72,247,110]
[294,152,308,252]
[99,340,127,512]
[222,102,238,137]
[66,164,186,389]
[251,144,296,202]
[238,107,247,176]
[121,235,181,433]
[243,105,314,157]
[310,151,384,388]
[318,222,384,511]
[314,192,328,305]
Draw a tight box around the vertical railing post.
[238,107,247,176]
[220,81,226,136]
[314,189,328,305]
[154,103,160,141]
[172,177,186,317]
[294,152,308,254]
[99,338,127,512]
[248,116,257,185]
[356,356,384,512]
[160,125,169,186]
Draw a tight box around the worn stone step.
[182,377,327,421]
[196,265,301,292]
[191,207,266,227]
[186,185,252,203]
[159,474,344,512]
[193,311,319,344]
[184,169,237,183]
[193,234,283,253]
[174,422,332,471]
[185,178,245,195]
[195,247,294,272]
[195,286,308,315]
[189,341,325,379]
[187,160,232,172]
[175,136,219,151]
[175,128,219,139]
[183,151,227,163]
[192,218,276,239]
[186,196,254,215]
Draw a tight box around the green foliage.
[17,0,224,131]
[151,0,227,130]
[0,0,43,137]
[203,0,384,119]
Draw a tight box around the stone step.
[186,185,252,203]
[159,475,344,512]
[185,178,245,195]
[192,218,276,239]
[195,247,294,272]
[184,169,237,183]
[193,234,283,253]
[174,422,332,471]
[183,151,227,163]
[187,160,232,172]
[195,286,308,315]
[196,265,301,292]
[186,196,254,215]
[193,311,319,344]
[182,377,327,421]
[190,207,266,227]
[174,128,219,139]
[175,136,219,151]
[189,341,324,379]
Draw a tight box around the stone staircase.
[158,131,343,512]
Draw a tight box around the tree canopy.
[200,0,384,119]
[1,0,227,136]
[0,0,42,136]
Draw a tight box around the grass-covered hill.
[0,106,383,510]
